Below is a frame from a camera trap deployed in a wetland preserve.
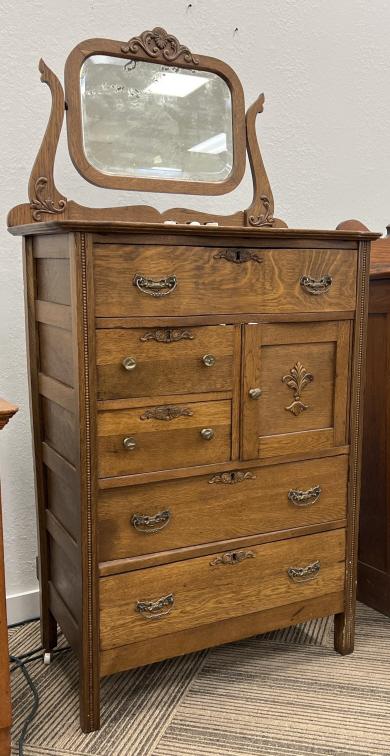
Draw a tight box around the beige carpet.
[9,603,390,756]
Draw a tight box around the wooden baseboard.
[6,588,40,625]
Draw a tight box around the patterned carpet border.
[9,604,390,756]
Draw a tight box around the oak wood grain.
[98,455,348,562]
[241,321,351,460]
[98,445,350,489]
[94,245,358,317]
[100,590,345,676]
[96,325,236,400]
[99,529,346,650]
[99,519,347,577]
[97,399,232,477]
[38,323,74,387]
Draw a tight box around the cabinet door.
[241,321,351,460]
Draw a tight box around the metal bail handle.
[288,485,322,507]
[136,593,175,620]
[300,274,332,295]
[287,560,321,583]
[133,273,177,297]
[131,510,172,534]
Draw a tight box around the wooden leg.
[41,607,57,653]
[79,658,100,733]
[0,727,10,756]
[334,609,355,655]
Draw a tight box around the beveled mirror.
[8,27,286,229]
[65,31,246,195]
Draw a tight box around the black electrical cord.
[9,617,71,756]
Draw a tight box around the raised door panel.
[94,244,357,317]
[242,321,351,460]
[96,324,237,400]
[97,399,232,477]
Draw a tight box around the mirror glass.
[80,55,234,183]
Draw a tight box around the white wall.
[1,0,390,622]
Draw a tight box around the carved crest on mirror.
[7,28,287,229]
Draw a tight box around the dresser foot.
[41,608,58,652]
[79,661,100,733]
[334,611,355,655]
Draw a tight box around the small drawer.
[96,324,236,400]
[99,528,346,650]
[98,455,348,561]
[94,244,357,317]
[97,399,232,477]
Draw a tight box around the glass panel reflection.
[80,56,233,183]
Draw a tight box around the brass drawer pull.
[214,248,263,264]
[123,436,137,451]
[210,549,255,566]
[287,560,321,583]
[200,427,214,440]
[133,273,177,297]
[131,510,171,534]
[136,593,174,620]
[122,356,137,371]
[202,354,216,367]
[288,485,321,507]
[300,274,333,295]
[249,387,262,399]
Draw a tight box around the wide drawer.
[96,324,236,400]
[98,455,348,561]
[97,399,232,477]
[99,528,346,649]
[94,244,357,317]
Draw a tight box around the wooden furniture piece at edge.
[0,399,18,756]
[358,227,390,616]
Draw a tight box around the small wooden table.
[0,399,18,756]
[358,229,390,616]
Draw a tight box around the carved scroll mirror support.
[7,28,287,229]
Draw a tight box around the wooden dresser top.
[7,219,379,245]
[370,231,390,278]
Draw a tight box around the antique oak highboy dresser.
[7,28,378,731]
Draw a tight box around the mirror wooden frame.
[65,32,246,196]
[7,27,287,229]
